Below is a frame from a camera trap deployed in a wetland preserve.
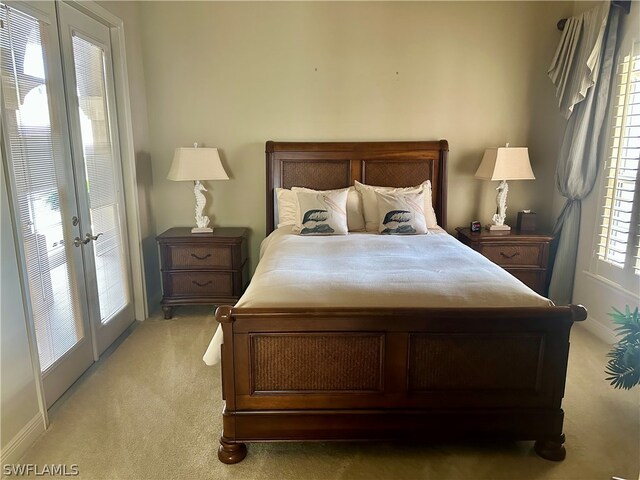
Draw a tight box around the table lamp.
[475,143,535,231]
[167,143,229,233]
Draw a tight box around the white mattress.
[203,227,553,365]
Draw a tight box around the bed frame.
[215,140,586,464]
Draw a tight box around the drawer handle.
[500,251,520,259]
[192,280,213,287]
[191,253,212,261]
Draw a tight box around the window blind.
[1,4,84,371]
[71,33,129,322]
[597,45,640,278]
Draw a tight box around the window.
[594,42,640,292]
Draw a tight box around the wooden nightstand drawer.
[157,227,249,318]
[508,269,547,292]
[165,271,234,297]
[455,227,554,296]
[168,245,233,269]
[479,244,543,267]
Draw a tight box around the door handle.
[74,236,91,247]
[84,232,103,243]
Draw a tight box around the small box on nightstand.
[516,211,537,232]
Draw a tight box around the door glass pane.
[71,34,129,323]
[1,5,83,371]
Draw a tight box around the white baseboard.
[578,315,618,344]
[0,413,45,466]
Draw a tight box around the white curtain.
[547,3,622,305]
[548,1,610,119]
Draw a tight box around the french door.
[1,1,134,408]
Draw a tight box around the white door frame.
[2,0,146,424]
[62,0,148,323]
[2,0,70,430]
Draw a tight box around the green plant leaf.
[606,305,640,390]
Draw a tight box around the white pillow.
[275,188,297,228]
[375,191,427,234]
[293,186,365,232]
[354,180,438,232]
[294,189,349,235]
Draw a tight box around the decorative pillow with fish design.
[375,191,428,235]
[292,186,365,232]
[294,189,349,235]
[355,180,438,232]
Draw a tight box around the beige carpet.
[20,306,639,480]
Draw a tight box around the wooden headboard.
[265,140,449,235]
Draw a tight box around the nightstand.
[156,227,249,319]
[456,227,554,296]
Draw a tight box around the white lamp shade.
[167,147,229,181]
[475,147,535,181]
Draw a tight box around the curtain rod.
[557,0,630,30]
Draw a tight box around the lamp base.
[486,224,511,231]
[191,227,213,234]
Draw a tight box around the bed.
[209,140,586,464]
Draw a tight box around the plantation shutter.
[596,43,640,280]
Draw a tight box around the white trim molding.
[577,315,619,345]
[109,15,149,322]
[582,270,640,301]
[0,414,45,466]
[573,269,638,346]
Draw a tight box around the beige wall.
[138,1,573,273]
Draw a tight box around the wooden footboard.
[215,305,587,464]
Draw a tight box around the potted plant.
[605,306,640,390]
